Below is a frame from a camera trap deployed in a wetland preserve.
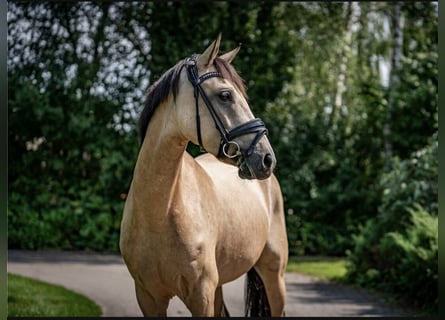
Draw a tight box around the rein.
[185,54,268,159]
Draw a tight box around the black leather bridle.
[185,54,268,159]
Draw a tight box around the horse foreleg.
[183,275,217,316]
[135,282,169,317]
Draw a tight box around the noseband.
[185,55,268,159]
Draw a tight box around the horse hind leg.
[246,223,288,316]
[254,263,287,316]
[245,268,271,316]
[214,286,230,317]
[247,180,288,317]
[245,260,286,317]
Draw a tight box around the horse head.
[175,34,276,180]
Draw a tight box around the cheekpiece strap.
[185,54,268,158]
[185,55,224,151]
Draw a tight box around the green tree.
[8,2,140,250]
[263,2,437,256]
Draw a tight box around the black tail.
[222,301,230,317]
[245,268,271,317]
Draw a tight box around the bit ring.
[222,141,241,159]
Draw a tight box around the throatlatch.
[185,55,268,159]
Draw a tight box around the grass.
[8,273,102,317]
[286,256,347,282]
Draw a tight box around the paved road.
[7,250,410,317]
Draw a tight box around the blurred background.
[7,1,437,313]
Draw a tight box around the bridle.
[185,54,268,159]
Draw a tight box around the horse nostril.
[263,153,273,170]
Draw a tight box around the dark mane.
[139,56,247,145]
[138,59,186,145]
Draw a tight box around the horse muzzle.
[237,149,276,180]
[218,131,276,180]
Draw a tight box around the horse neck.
[130,100,187,214]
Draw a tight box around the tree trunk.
[330,2,360,131]
[384,2,404,171]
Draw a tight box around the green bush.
[380,205,438,310]
[8,179,125,252]
[346,137,438,313]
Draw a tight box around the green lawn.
[286,256,347,282]
[8,273,101,317]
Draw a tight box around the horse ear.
[219,45,240,64]
[198,33,221,68]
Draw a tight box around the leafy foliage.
[8,2,137,252]
[346,139,438,313]
[380,206,438,311]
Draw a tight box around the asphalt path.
[7,250,410,317]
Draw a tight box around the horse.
[120,34,288,317]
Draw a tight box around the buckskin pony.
[120,34,288,317]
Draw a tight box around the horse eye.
[219,91,232,102]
